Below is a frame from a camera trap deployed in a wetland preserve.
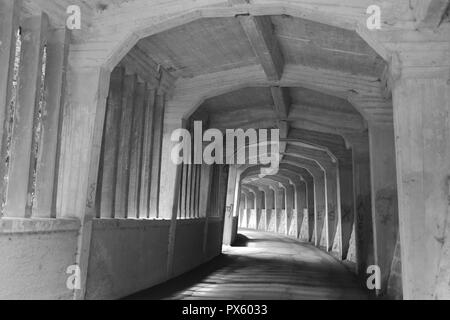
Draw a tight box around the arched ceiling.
[136,16,385,78]
[118,13,382,192]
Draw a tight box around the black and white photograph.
[0,0,449,306]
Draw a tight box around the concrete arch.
[73,0,391,71]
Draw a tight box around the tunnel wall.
[0,219,80,300]
[205,219,224,259]
[172,219,206,276]
[85,219,170,300]
[84,217,226,300]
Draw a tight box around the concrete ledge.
[92,218,171,230]
[0,217,81,234]
[176,218,206,226]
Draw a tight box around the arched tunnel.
[0,0,449,301]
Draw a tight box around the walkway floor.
[127,229,368,300]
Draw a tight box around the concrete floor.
[127,229,368,300]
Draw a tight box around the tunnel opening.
[1,0,449,301]
[85,12,401,300]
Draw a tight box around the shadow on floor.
[124,254,236,300]
[125,230,368,300]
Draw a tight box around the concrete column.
[4,14,48,218]
[195,165,202,217]
[99,67,124,218]
[127,81,146,219]
[294,182,307,239]
[199,165,213,218]
[247,185,263,230]
[244,190,255,228]
[114,74,136,218]
[191,165,199,218]
[34,28,69,218]
[275,186,284,234]
[239,192,246,228]
[56,64,110,300]
[285,185,295,236]
[339,162,356,260]
[304,176,315,242]
[150,92,166,218]
[160,118,184,278]
[201,164,213,256]
[324,164,339,252]
[139,89,156,218]
[264,187,275,232]
[223,165,238,245]
[392,71,450,299]
[185,164,193,218]
[0,0,21,200]
[351,141,374,275]
[240,188,251,228]
[257,188,267,231]
[310,170,326,246]
[369,123,399,294]
[256,189,265,231]
[179,164,188,218]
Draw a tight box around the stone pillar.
[324,164,339,252]
[114,74,136,218]
[34,28,69,218]
[369,123,399,294]
[239,192,247,228]
[223,165,238,245]
[310,170,326,246]
[185,164,193,218]
[285,185,295,236]
[4,14,48,217]
[257,186,268,231]
[264,187,275,232]
[201,164,213,256]
[139,89,156,218]
[304,175,315,242]
[98,67,123,218]
[247,185,263,231]
[351,140,374,275]
[338,161,355,260]
[57,63,110,299]
[244,189,255,228]
[127,81,146,219]
[274,186,284,234]
[160,118,184,277]
[149,92,166,218]
[294,182,307,240]
[392,67,450,299]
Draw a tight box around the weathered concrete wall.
[205,219,223,259]
[172,219,205,276]
[85,219,170,300]
[0,219,80,300]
